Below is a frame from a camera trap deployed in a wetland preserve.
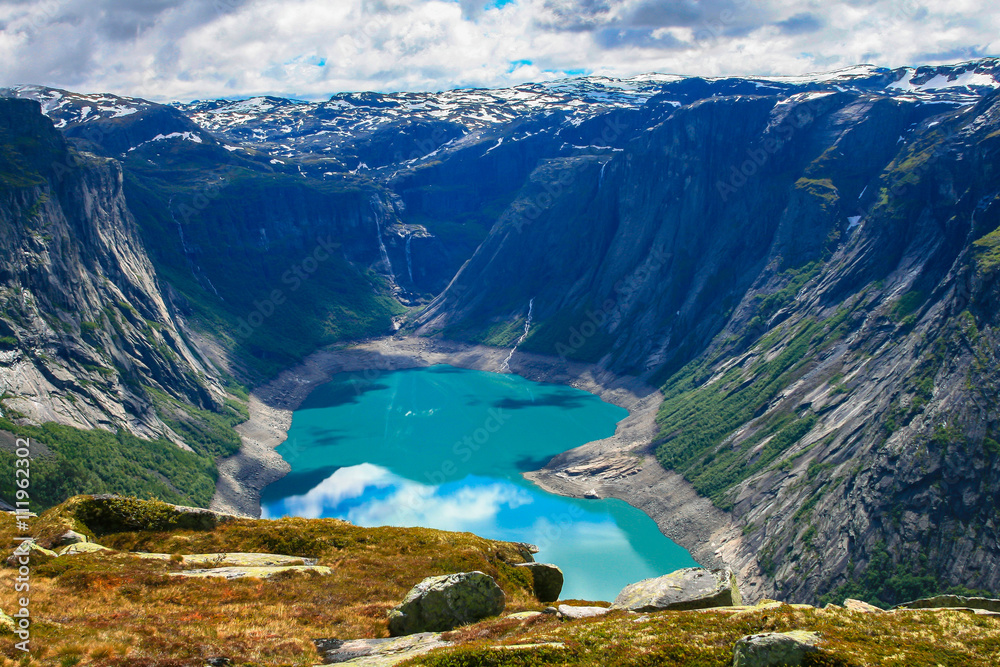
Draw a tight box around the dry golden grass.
[2,498,999,667]
[0,497,540,666]
[416,604,1000,666]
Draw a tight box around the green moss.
[890,290,926,322]
[793,178,839,209]
[973,227,1000,274]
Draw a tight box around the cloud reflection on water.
[263,463,536,535]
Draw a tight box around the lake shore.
[211,336,763,600]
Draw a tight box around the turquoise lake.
[261,364,698,601]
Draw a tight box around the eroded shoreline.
[211,336,763,600]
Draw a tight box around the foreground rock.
[731,631,821,667]
[894,594,1000,614]
[133,552,316,567]
[557,605,610,620]
[57,542,113,556]
[55,530,88,546]
[168,565,331,580]
[513,563,564,601]
[5,541,57,566]
[612,568,741,612]
[314,633,449,666]
[843,599,884,613]
[388,571,506,636]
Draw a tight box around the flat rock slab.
[612,568,742,612]
[732,630,821,667]
[894,595,1000,613]
[314,633,448,665]
[844,599,884,613]
[388,571,506,636]
[57,543,113,556]
[131,552,316,567]
[505,611,543,620]
[168,565,332,580]
[557,605,611,620]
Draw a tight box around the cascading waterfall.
[405,234,414,283]
[370,198,395,280]
[500,298,535,372]
[599,160,608,187]
[171,197,221,298]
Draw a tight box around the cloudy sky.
[0,0,995,101]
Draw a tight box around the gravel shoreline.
[210,336,761,599]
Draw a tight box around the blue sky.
[0,0,996,101]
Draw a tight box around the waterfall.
[370,198,394,280]
[406,234,414,283]
[500,298,535,373]
[599,160,608,187]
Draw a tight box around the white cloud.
[0,0,996,100]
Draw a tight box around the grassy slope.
[0,497,537,666]
[1,498,997,667]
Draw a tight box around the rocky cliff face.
[414,73,1000,604]
[0,98,220,438]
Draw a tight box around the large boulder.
[611,568,741,612]
[513,562,564,601]
[388,571,506,636]
[732,631,821,666]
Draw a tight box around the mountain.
[2,58,1000,605]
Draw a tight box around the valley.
[2,57,1000,616]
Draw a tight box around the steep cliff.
[0,97,404,507]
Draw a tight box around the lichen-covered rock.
[732,631,821,666]
[57,542,113,556]
[611,568,741,612]
[387,571,505,636]
[5,541,57,566]
[513,562,564,601]
[167,565,331,580]
[55,530,88,546]
[894,595,1000,613]
[130,552,315,567]
[315,632,449,666]
[0,610,16,634]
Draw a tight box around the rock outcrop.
[513,562,564,602]
[731,631,822,667]
[387,571,506,636]
[894,595,1000,614]
[612,568,742,612]
[315,633,449,666]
